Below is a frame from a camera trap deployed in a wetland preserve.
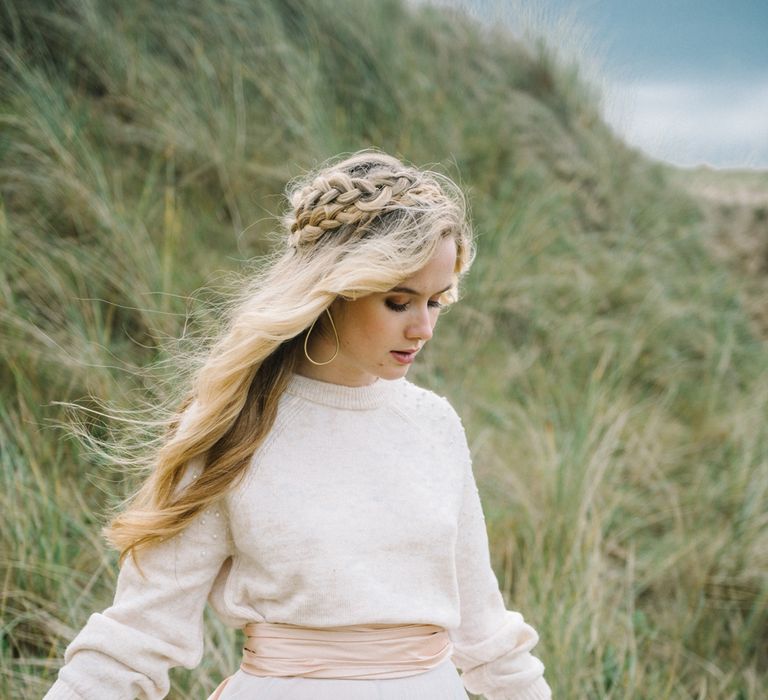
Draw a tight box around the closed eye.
[386,300,409,312]
[385,299,444,312]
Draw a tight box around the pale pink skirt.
[208,622,469,699]
[213,658,469,699]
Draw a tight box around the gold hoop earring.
[304,308,339,366]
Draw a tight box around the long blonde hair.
[105,149,475,560]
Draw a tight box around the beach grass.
[1,1,766,698]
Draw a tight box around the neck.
[286,372,400,410]
[294,358,379,387]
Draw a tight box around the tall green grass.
[1,1,766,698]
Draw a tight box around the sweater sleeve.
[448,417,552,700]
[43,457,233,700]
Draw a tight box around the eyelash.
[385,299,443,312]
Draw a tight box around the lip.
[390,349,419,365]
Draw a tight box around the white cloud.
[602,79,768,168]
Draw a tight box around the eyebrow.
[389,283,453,296]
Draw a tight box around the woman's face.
[300,236,458,387]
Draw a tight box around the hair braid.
[286,169,445,248]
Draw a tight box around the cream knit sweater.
[45,374,551,700]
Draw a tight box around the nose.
[407,306,434,342]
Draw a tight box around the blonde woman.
[45,150,552,700]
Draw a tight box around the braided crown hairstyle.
[106,149,475,560]
[285,152,462,250]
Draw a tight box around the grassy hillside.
[1,1,766,698]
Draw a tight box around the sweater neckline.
[286,373,402,410]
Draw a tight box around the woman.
[45,150,552,699]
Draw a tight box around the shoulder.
[394,379,468,439]
[398,378,457,412]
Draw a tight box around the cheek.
[361,309,401,350]
[338,303,389,349]
[366,314,397,345]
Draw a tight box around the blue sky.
[547,0,768,169]
[561,0,767,81]
[430,0,768,169]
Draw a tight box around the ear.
[327,296,348,320]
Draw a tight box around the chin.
[380,366,411,380]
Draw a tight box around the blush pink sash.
[208,622,453,699]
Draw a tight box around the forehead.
[398,237,457,291]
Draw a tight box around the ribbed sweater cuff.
[43,679,86,700]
